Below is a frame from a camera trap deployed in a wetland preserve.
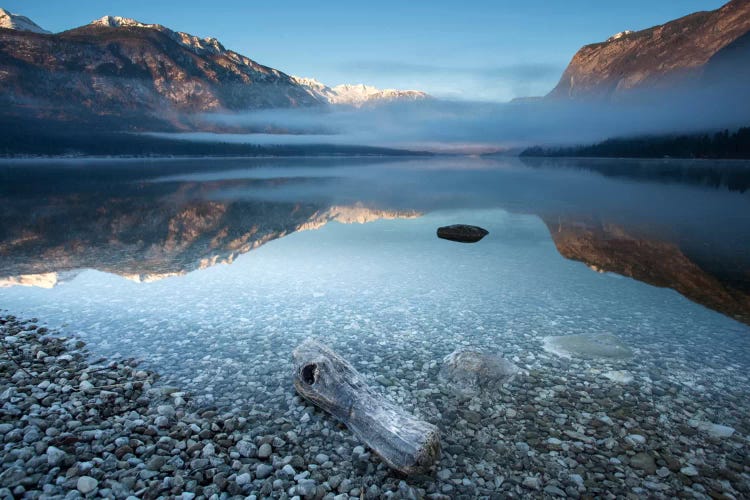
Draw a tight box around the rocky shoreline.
[2,313,749,499]
[0,315,443,499]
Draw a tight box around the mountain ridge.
[292,76,429,106]
[547,0,750,99]
[0,11,428,132]
[0,7,49,34]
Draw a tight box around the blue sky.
[5,0,727,101]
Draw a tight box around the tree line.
[521,127,750,159]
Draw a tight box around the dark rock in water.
[439,349,520,396]
[437,224,489,243]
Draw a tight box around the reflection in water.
[0,173,419,281]
[544,217,750,325]
[1,156,749,324]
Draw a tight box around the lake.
[1,156,749,497]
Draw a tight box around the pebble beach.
[2,311,749,499]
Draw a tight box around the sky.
[4,0,728,102]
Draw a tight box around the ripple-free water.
[1,157,749,496]
[1,207,748,401]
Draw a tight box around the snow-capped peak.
[0,8,50,34]
[607,30,634,42]
[291,76,329,91]
[92,15,156,29]
[293,76,429,106]
[91,15,225,55]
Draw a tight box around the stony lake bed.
[2,307,749,500]
[1,158,749,498]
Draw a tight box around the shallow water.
[1,156,749,496]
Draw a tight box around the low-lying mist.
[152,84,750,153]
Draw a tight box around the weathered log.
[437,224,489,243]
[292,339,440,475]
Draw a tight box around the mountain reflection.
[0,173,420,283]
[544,217,750,325]
[1,157,748,325]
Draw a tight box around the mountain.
[0,8,49,34]
[0,14,321,130]
[548,0,750,99]
[0,11,430,133]
[292,77,429,106]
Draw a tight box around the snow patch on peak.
[92,15,156,29]
[291,76,329,91]
[607,30,634,42]
[293,76,428,107]
[0,8,50,34]
[291,76,337,102]
[91,15,225,55]
[330,83,427,105]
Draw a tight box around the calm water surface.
[1,156,749,495]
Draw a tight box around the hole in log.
[301,363,317,385]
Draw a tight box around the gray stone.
[46,445,66,466]
[255,464,273,479]
[681,466,699,477]
[630,453,656,475]
[77,476,98,494]
[437,469,452,481]
[297,479,317,499]
[258,443,272,459]
[522,476,541,490]
[236,440,257,458]
[146,455,167,471]
[544,485,566,497]
[625,434,646,446]
[157,405,175,417]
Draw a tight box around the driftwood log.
[437,224,489,243]
[292,339,440,475]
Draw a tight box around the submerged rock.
[604,370,634,383]
[439,349,520,396]
[436,224,489,243]
[630,452,657,474]
[542,333,633,360]
[693,421,735,438]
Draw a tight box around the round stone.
[77,476,98,494]
[257,443,272,459]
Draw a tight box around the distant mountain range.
[0,12,429,132]
[548,0,750,99]
[1,1,749,151]
[291,77,428,107]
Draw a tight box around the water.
[1,156,749,495]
